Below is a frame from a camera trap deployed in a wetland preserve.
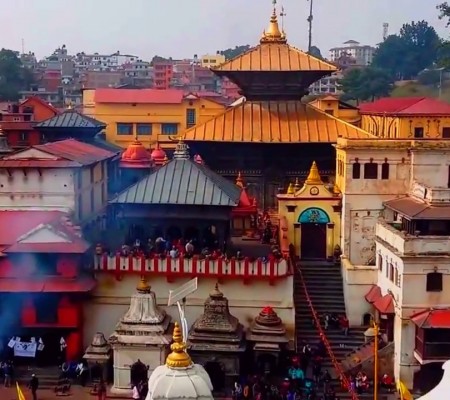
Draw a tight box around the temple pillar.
[326,223,335,260]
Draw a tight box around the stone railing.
[94,254,291,283]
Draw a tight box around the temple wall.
[83,275,294,348]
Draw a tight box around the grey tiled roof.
[111,159,241,207]
[36,111,106,129]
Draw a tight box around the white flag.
[7,338,15,348]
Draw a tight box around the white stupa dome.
[145,322,213,400]
[417,360,450,400]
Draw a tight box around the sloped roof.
[359,97,450,116]
[212,43,337,73]
[20,96,59,114]
[94,88,184,104]
[183,100,373,143]
[33,139,116,165]
[112,158,241,207]
[411,309,450,329]
[35,110,106,129]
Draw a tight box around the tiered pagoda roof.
[184,2,373,144]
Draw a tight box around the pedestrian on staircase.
[322,370,331,394]
[302,343,312,373]
[28,374,39,400]
[340,316,349,336]
[323,314,330,330]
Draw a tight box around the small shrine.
[150,143,167,166]
[83,332,112,381]
[277,161,341,260]
[231,172,258,238]
[0,126,12,156]
[146,322,213,400]
[246,306,289,373]
[109,277,172,394]
[187,284,245,392]
[120,136,154,186]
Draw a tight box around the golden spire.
[305,161,323,185]
[294,178,300,191]
[137,276,151,293]
[236,172,244,188]
[66,101,73,110]
[166,322,192,369]
[287,182,294,195]
[260,0,287,44]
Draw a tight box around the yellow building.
[309,95,360,126]
[201,53,226,69]
[359,97,450,139]
[82,89,225,149]
[277,161,341,260]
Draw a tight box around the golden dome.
[305,161,323,185]
[287,182,294,195]
[166,322,192,369]
[236,172,244,188]
[260,4,287,44]
[137,276,151,293]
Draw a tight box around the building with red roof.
[0,96,59,149]
[359,97,450,139]
[82,88,226,151]
[0,139,116,223]
[0,209,94,362]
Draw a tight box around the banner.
[14,341,37,358]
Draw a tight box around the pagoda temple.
[109,277,172,394]
[187,284,245,393]
[183,1,373,209]
[120,136,154,186]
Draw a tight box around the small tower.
[0,126,12,156]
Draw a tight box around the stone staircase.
[295,261,375,399]
[15,365,65,390]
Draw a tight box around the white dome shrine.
[146,322,213,400]
[417,360,450,399]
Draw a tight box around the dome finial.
[236,172,244,188]
[260,0,287,44]
[294,177,300,191]
[165,322,192,369]
[173,137,190,160]
[287,182,294,195]
[305,161,323,185]
[137,276,151,293]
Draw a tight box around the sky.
[0,0,449,60]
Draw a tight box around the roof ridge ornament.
[305,161,323,185]
[260,0,287,44]
[173,137,190,160]
[165,322,193,369]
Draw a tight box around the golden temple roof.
[212,2,336,73]
[183,101,373,143]
[166,322,192,369]
[305,161,323,185]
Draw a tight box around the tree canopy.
[308,46,323,59]
[339,67,393,103]
[371,21,440,79]
[438,2,450,26]
[219,45,251,60]
[0,48,34,101]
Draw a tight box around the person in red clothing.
[340,315,350,336]
[381,373,395,392]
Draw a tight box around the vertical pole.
[439,69,443,99]
[308,0,314,52]
[374,322,379,400]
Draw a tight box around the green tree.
[0,48,33,101]
[219,45,251,60]
[438,2,450,26]
[339,67,393,103]
[372,21,441,79]
[308,46,323,59]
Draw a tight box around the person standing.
[97,378,107,400]
[29,374,39,400]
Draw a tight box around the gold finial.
[333,183,341,194]
[66,101,73,110]
[287,182,294,195]
[305,161,323,185]
[260,0,287,44]
[236,172,244,188]
[294,177,300,191]
[165,322,192,369]
[137,276,151,293]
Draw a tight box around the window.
[136,123,152,135]
[364,162,378,179]
[186,109,196,128]
[443,127,450,138]
[352,161,361,179]
[41,133,47,144]
[378,254,383,271]
[394,268,399,286]
[325,109,334,115]
[117,123,133,135]
[414,127,424,138]
[20,132,28,142]
[426,272,443,292]
[389,263,394,282]
[381,161,390,180]
[161,123,178,135]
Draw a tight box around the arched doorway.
[299,207,330,260]
[256,353,277,375]
[130,360,148,387]
[204,361,225,392]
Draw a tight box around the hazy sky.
[1,0,449,60]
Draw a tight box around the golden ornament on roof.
[137,276,151,293]
[260,2,287,44]
[165,322,192,369]
[305,161,323,185]
[287,182,295,195]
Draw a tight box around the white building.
[0,139,115,223]
[329,40,375,66]
[335,138,450,390]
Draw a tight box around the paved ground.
[0,386,96,400]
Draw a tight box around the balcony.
[415,343,450,363]
[375,220,450,256]
[94,254,290,284]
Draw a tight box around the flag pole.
[374,321,379,400]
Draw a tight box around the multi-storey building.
[153,61,174,90]
[201,53,226,69]
[329,40,375,66]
